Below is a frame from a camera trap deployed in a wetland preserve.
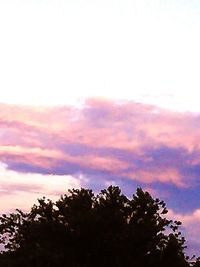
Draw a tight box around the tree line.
[0,186,199,266]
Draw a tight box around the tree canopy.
[0,186,199,266]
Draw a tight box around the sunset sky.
[1,0,200,256]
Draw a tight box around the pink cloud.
[0,99,200,187]
[125,168,185,187]
[1,100,200,255]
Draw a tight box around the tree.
[0,186,196,266]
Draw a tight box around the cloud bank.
[1,98,200,255]
[1,99,200,187]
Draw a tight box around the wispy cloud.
[1,99,200,188]
[0,162,82,213]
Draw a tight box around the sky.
[0,0,200,256]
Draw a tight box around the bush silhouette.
[0,186,198,266]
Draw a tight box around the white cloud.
[0,162,82,213]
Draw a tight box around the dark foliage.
[0,186,198,266]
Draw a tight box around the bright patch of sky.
[0,0,200,111]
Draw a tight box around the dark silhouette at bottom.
[0,186,199,266]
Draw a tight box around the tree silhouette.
[0,186,197,266]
